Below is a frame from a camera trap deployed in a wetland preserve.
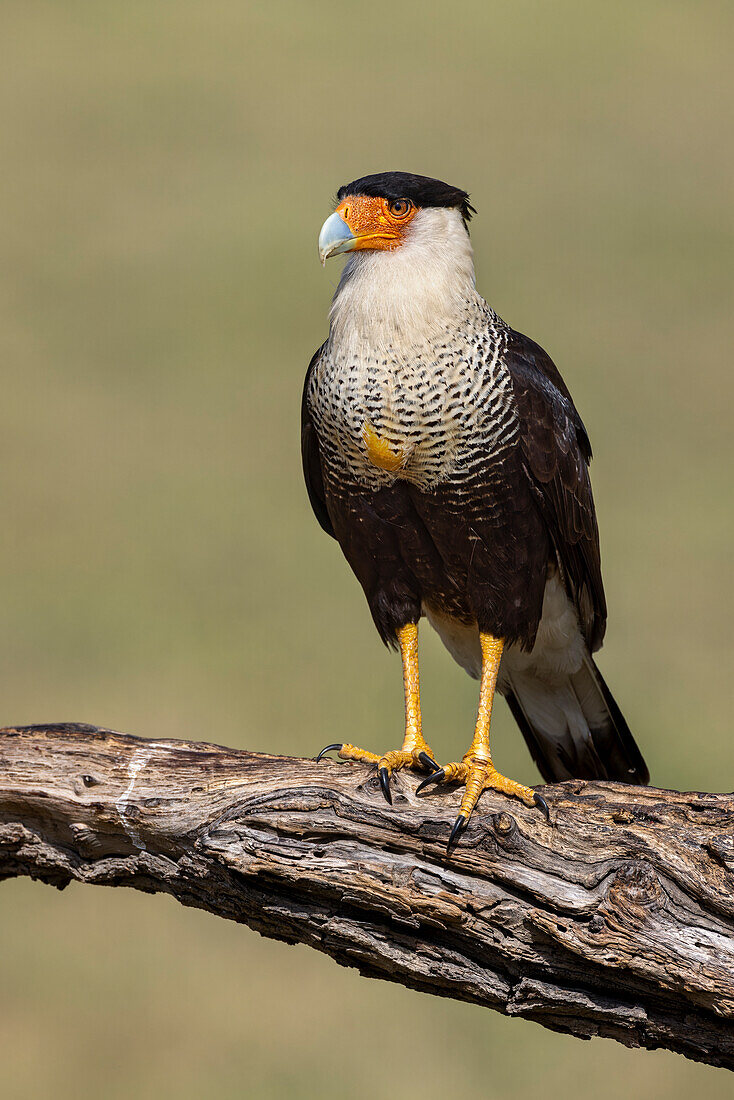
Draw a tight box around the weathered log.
[1,723,733,1068]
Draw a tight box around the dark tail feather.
[504,655,649,785]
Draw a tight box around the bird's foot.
[316,742,439,804]
[416,756,550,849]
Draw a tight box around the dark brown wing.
[505,328,606,650]
[301,344,335,538]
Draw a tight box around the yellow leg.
[316,622,438,801]
[417,632,549,847]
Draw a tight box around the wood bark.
[1,723,733,1068]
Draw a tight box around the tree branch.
[1,723,733,1069]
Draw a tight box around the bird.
[303,171,648,849]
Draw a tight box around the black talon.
[418,751,439,773]
[416,768,446,794]
[378,766,392,804]
[316,743,342,763]
[533,792,551,823]
[447,814,468,851]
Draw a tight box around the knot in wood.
[69,822,103,854]
[605,861,665,924]
[493,812,515,836]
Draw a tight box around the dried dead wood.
[1,722,733,1068]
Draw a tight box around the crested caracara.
[303,171,648,848]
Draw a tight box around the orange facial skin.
[335,195,417,252]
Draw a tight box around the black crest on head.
[337,172,475,223]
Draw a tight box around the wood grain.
[1,723,733,1069]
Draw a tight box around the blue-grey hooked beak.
[318,211,356,265]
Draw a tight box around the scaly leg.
[316,622,438,801]
[417,632,549,848]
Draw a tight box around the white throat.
[328,207,478,354]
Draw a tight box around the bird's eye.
[388,199,412,218]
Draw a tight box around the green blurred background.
[1,1,732,1096]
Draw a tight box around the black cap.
[337,172,474,223]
